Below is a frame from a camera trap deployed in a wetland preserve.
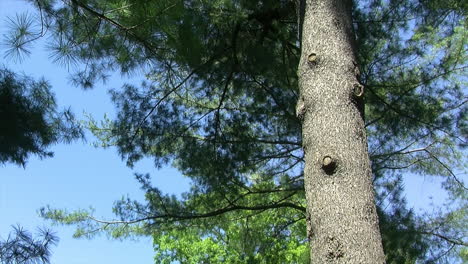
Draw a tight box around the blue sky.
[0,1,190,263]
[0,1,459,264]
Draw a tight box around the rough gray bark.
[297,0,386,263]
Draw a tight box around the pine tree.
[0,225,58,264]
[5,0,466,262]
[297,1,385,262]
[0,67,82,166]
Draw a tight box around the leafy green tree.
[0,67,82,166]
[151,186,309,263]
[5,0,466,263]
[0,225,58,264]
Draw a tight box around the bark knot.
[326,236,344,260]
[296,97,307,121]
[353,60,361,79]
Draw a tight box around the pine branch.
[88,201,306,225]
[420,230,467,246]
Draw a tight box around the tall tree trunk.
[297,0,386,263]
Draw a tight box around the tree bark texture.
[297,0,386,263]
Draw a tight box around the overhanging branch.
[420,230,468,247]
[89,201,306,225]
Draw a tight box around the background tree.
[0,225,58,264]
[0,67,82,166]
[0,16,81,263]
[5,0,466,263]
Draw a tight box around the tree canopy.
[0,67,82,166]
[4,0,467,263]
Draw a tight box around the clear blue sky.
[0,1,456,264]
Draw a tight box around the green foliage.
[153,220,308,264]
[6,0,467,263]
[0,67,82,166]
[2,12,38,62]
[153,204,308,264]
[376,183,429,264]
[419,189,467,263]
[151,177,308,264]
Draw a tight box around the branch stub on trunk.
[353,83,364,97]
[308,53,318,66]
[322,155,337,175]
